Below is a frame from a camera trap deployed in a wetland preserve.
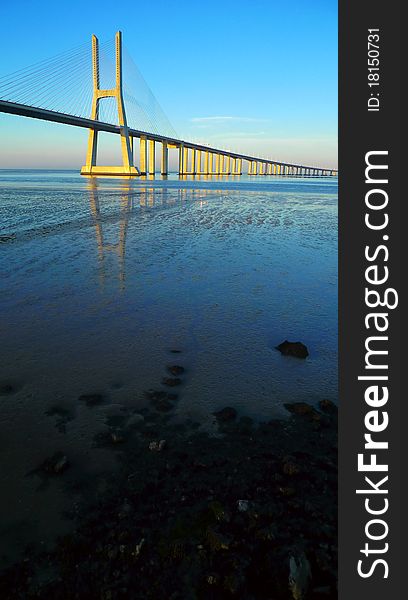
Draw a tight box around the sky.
[0,0,338,169]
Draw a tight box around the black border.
[339,0,406,596]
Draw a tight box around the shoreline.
[0,399,337,599]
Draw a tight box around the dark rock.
[167,365,185,376]
[149,440,166,452]
[289,553,311,600]
[213,407,237,422]
[0,234,16,243]
[319,399,337,414]
[162,377,182,387]
[110,431,125,444]
[276,340,309,358]
[40,452,70,475]
[79,393,104,406]
[282,459,301,476]
[284,402,316,417]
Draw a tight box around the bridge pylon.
[81,31,139,177]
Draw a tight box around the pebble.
[149,440,167,452]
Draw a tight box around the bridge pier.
[208,153,213,175]
[204,151,209,175]
[196,150,202,174]
[81,32,138,177]
[191,149,196,174]
[161,141,168,175]
[148,140,155,174]
[183,146,188,174]
[140,137,147,174]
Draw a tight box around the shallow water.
[0,170,337,565]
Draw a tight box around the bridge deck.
[0,100,336,173]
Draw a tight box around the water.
[0,170,337,565]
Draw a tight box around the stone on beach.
[167,365,185,376]
[276,340,309,358]
[213,407,237,422]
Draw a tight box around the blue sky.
[0,0,337,169]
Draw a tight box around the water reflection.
[87,177,214,289]
[87,179,132,290]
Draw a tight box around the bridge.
[0,32,337,178]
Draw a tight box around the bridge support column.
[226,156,231,175]
[161,141,168,175]
[204,151,209,174]
[208,153,213,174]
[220,155,225,175]
[196,150,202,174]
[191,149,196,174]
[183,147,189,174]
[178,144,184,174]
[148,140,155,175]
[140,136,147,174]
[81,31,138,176]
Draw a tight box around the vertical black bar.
[339,0,406,598]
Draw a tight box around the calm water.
[0,170,337,564]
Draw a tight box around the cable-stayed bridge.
[0,32,337,177]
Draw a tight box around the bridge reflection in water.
[86,177,215,290]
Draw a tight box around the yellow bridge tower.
[81,31,138,176]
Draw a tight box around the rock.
[282,460,301,476]
[110,431,124,444]
[41,452,70,475]
[147,389,177,412]
[276,340,309,358]
[279,486,296,497]
[289,553,311,600]
[53,455,70,474]
[213,407,237,422]
[284,402,316,417]
[0,234,16,243]
[79,393,104,406]
[167,365,185,376]
[237,499,250,512]
[162,377,182,387]
[149,440,166,452]
[318,399,337,414]
[132,538,144,558]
